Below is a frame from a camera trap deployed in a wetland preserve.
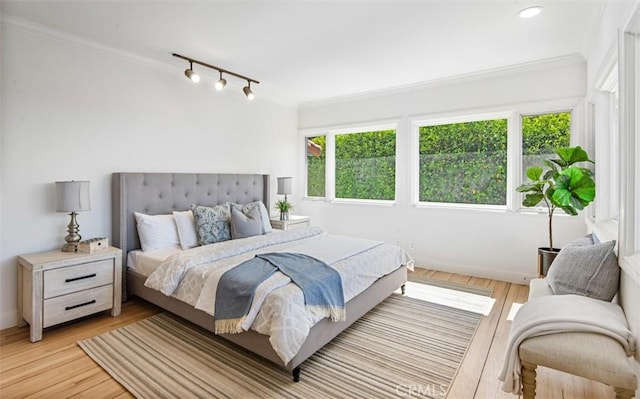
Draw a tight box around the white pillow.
[173,210,199,249]
[134,212,180,251]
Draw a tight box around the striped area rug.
[79,288,487,398]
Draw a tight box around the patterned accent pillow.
[192,204,231,245]
[547,235,620,301]
[234,201,272,234]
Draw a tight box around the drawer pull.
[65,273,96,283]
[65,300,96,311]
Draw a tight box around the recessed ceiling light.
[518,6,543,19]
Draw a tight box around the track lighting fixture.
[173,53,258,100]
[243,81,255,100]
[184,61,200,83]
[215,71,227,91]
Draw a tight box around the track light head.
[184,62,200,83]
[215,72,227,91]
[243,82,255,100]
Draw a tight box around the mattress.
[127,246,182,277]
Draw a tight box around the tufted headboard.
[111,172,270,299]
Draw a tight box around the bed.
[111,172,409,381]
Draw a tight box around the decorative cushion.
[233,201,272,234]
[230,204,263,239]
[547,235,620,301]
[134,212,181,251]
[173,210,199,250]
[192,204,231,245]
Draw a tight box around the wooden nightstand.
[270,215,311,231]
[17,246,122,342]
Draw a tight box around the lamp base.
[61,243,78,253]
[62,211,81,253]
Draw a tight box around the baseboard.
[0,310,18,330]
[413,260,535,285]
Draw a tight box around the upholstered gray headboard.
[111,172,270,299]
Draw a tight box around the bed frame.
[111,172,407,381]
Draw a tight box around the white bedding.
[127,246,182,276]
[144,227,413,364]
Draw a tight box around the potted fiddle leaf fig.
[516,146,595,276]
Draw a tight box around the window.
[306,135,326,197]
[417,118,508,205]
[522,112,571,183]
[593,66,620,222]
[335,129,396,201]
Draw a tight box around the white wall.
[0,25,298,329]
[297,59,589,284]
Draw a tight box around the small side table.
[17,246,122,342]
[270,215,311,231]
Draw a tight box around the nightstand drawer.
[43,259,113,298]
[43,284,113,327]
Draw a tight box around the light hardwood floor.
[1,269,617,398]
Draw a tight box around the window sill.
[414,202,507,213]
[302,196,327,202]
[331,198,396,207]
[301,197,397,207]
[517,208,582,218]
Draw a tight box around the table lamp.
[276,177,293,220]
[55,180,91,252]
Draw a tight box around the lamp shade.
[277,177,293,195]
[55,181,91,212]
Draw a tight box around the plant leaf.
[573,181,596,201]
[560,205,578,216]
[526,167,543,181]
[523,193,544,207]
[517,185,541,193]
[555,146,592,165]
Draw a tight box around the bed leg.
[401,284,406,295]
[292,366,301,382]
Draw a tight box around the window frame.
[301,119,400,205]
[410,111,514,211]
[593,66,620,223]
[518,109,575,213]
[303,133,328,199]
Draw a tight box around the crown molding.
[1,14,299,108]
[1,14,175,74]
[299,54,586,109]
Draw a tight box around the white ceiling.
[1,0,607,104]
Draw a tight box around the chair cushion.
[519,332,637,390]
[528,278,554,301]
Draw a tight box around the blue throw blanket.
[214,252,345,334]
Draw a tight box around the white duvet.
[144,227,413,364]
